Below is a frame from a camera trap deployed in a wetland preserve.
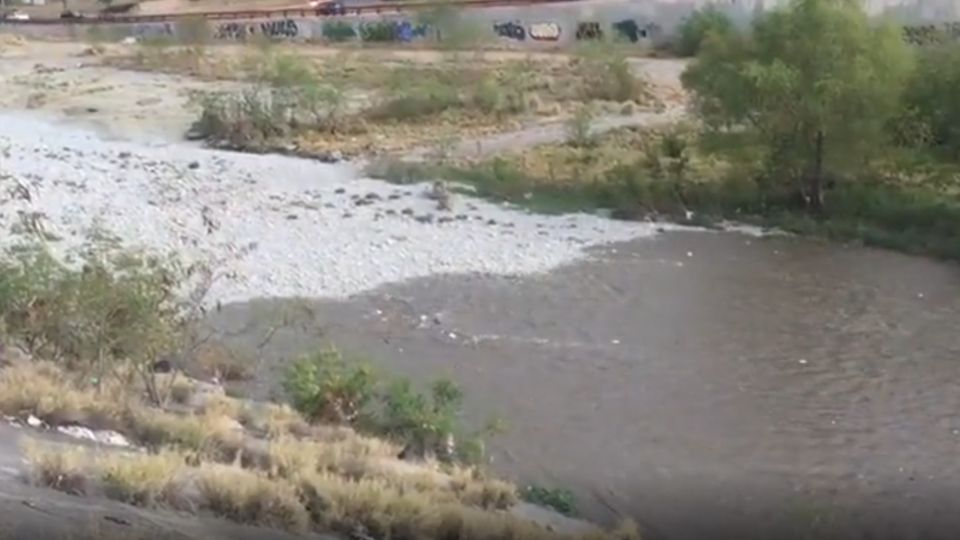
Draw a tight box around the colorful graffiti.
[493,20,526,41]
[358,20,428,42]
[612,19,661,43]
[528,22,561,41]
[215,19,298,40]
[575,21,603,40]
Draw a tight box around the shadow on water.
[205,230,960,540]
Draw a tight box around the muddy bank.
[210,230,960,540]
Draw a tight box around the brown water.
[210,230,960,540]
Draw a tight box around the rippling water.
[211,230,960,540]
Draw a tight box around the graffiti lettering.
[358,20,428,42]
[132,23,173,39]
[494,21,526,41]
[260,19,298,39]
[215,22,256,40]
[215,19,298,41]
[528,22,560,41]
[612,19,661,43]
[575,22,603,40]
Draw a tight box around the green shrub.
[0,242,180,386]
[566,105,595,148]
[574,41,645,102]
[519,485,578,516]
[674,6,734,57]
[282,347,378,424]
[898,43,960,158]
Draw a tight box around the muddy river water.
[211,230,960,540]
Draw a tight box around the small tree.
[681,0,913,211]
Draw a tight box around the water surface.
[211,230,960,540]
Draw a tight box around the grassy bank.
[368,124,960,261]
[0,239,636,539]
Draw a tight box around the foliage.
[281,346,502,464]
[681,0,914,211]
[282,346,377,424]
[898,42,960,158]
[674,5,735,57]
[565,105,595,148]
[573,39,645,102]
[193,50,348,147]
[368,67,462,121]
[519,485,578,516]
[0,241,183,401]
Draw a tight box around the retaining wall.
[2,0,960,48]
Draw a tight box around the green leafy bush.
[519,485,578,516]
[674,6,735,57]
[282,346,377,424]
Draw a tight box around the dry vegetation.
[97,36,663,159]
[8,362,639,540]
[0,228,634,539]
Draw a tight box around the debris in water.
[798,359,808,365]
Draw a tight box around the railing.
[1,0,578,25]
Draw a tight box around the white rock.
[26,415,42,428]
[0,114,684,306]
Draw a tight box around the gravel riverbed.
[0,112,673,304]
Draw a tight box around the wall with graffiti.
[4,0,960,50]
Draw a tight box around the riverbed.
[4,42,960,540]
[211,230,960,540]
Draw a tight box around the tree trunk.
[809,130,825,214]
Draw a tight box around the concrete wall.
[3,0,960,48]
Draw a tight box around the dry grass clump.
[99,450,181,506]
[0,361,124,428]
[195,463,310,532]
[21,439,91,496]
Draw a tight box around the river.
[211,229,960,540]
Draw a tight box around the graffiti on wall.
[575,22,603,40]
[528,22,561,41]
[132,23,173,39]
[358,20,428,42]
[215,19,299,41]
[612,19,662,43]
[493,20,526,41]
[902,21,960,45]
[494,21,560,42]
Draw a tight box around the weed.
[566,105,596,148]
[520,484,578,516]
[100,451,181,506]
[283,346,378,425]
[674,5,735,57]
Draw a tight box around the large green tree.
[681,0,913,211]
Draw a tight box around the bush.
[368,70,462,121]
[519,485,578,516]
[566,105,595,148]
[573,41,645,102]
[898,43,960,158]
[282,346,378,425]
[0,243,181,393]
[674,6,734,57]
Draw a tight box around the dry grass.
[100,42,662,160]
[99,450,182,506]
[7,360,633,540]
[0,361,124,428]
[195,463,310,532]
